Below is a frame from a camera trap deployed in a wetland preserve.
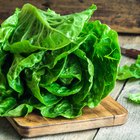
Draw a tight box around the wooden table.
[0,35,140,140]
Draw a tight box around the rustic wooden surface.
[0,0,140,33]
[94,80,140,140]
[7,96,128,137]
[0,0,45,23]
[0,35,140,140]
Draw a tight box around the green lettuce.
[117,55,140,80]
[117,55,140,104]
[0,4,121,118]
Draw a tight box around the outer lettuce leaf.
[117,55,140,80]
[0,97,16,115]
[0,9,20,96]
[0,4,121,118]
[35,98,85,118]
[76,21,121,107]
[4,4,96,52]
[0,8,20,47]
[7,51,44,95]
[3,104,33,117]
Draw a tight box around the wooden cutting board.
[7,96,128,138]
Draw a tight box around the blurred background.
[0,0,140,34]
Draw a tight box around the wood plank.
[119,35,140,50]
[0,118,20,140]
[0,0,140,33]
[22,130,97,140]
[7,96,127,138]
[94,80,140,140]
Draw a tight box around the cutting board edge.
[7,96,128,138]
[7,114,128,138]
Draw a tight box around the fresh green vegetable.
[117,55,140,80]
[117,55,140,104]
[128,93,140,104]
[0,4,121,118]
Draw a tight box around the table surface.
[0,35,140,140]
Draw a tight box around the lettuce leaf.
[117,55,140,80]
[0,4,121,118]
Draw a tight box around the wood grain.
[0,0,140,33]
[7,96,128,138]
